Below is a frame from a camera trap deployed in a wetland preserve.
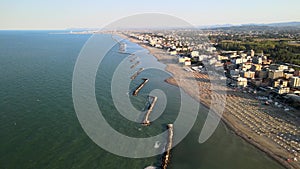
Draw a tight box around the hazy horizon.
[0,20,299,31]
[1,0,300,30]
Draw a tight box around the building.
[176,47,183,52]
[230,69,240,77]
[198,55,206,61]
[169,50,177,55]
[251,64,262,71]
[294,70,300,76]
[251,78,263,87]
[222,51,237,58]
[226,63,238,70]
[235,77,248,87]
[273,79,289,88]
[268,70,284,79]
[252,56,262,64]
[209,58,218,65]
[231,58,243,64]
[287,68,295,73]
[179,57,190,63]
[241,57,249,63]
[217,55,229,61]
[241,63,252,71]
[191,51,199,57]
[258,70,269,79]
[262,59,272,65]
[184,60,191,66]
[274,87,290,94]
[242,71,255,79]
[284,73,294,80]
[290,77,300,88]
[250,49,255,57]
[270,64,289,71]
[206,47,216,52]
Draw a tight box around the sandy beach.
[120,33,300,169]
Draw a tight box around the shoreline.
[118,33,298,169]
[159,57,295,169]
[166,74,293,169]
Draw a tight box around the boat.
[154,141,161,148]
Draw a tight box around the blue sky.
[1,0,300,29]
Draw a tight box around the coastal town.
[120,29,300,169]
[127,31,300,99]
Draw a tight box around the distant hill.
[239,22,300,27]
[198,24,237,29]
[200,21,300,31]
[266,22,300,27]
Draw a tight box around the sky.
[1,0,300,30]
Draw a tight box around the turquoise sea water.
[0,31,285,169]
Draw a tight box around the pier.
[141,96,157,126]
[110,35,130,54]
[133,78,149,96]
[161,124,174,169]
[130,56,138,62]
[130,61,140,69]
[131,68,144,80]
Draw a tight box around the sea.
[0,31,285,169]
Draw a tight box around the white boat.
[144,166,157,169]
[154,141,161,148]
